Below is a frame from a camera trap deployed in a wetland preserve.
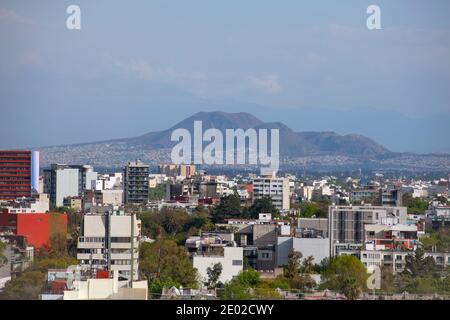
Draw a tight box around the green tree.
[248,197,279,218]
[206,262,223,289]
[253,282,282,299]
[380,266,396,293]
[213,193,242,222]
[220,280,253,300]
[402,193,428,214]
[314,257,331,273]
[284,250,316,291]
[421,227,450,252]
[298,201,329,218]
[139,240,198,288]
[53,206,76,214]
[402,247,438,278]
[138,208,213,244]
[0,271,45,300]
[149,278,181,299]
[300,256,315,275]
[321,255,368,300]
[237,268,261,287]
[284,249,301,279]
[185,211,213,232]
[160,209,189,235]
[299,203,316,218]
[265,275,290,290]
[0,241,6,267]
[148,183,168,201]
[219,269,260,300]
[220,269,284,300]
[0,256,77,300]
[32,256,78,272]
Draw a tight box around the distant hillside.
[39,111,450,171]
[96,111,392,157]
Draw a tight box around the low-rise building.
[364,224,418,252]
[0,210,67,249]
[360,250,450,273]
[193,247,243,286]
[277,237,330,267]
[63,196,82,211]
[0,235,34,288]
[53,270,148,300]
[329,205,408,256]
[0,193,50,214]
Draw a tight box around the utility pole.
[156,226,162,279]
[130,213,135,288]
[106,210,111,275]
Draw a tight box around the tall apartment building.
[77,209,141,281]
[43,164,98,207]
[328,205,407,256]
[123,161,149,204]
[0,150,39,200]
[252,173,290,211]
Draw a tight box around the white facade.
[77,213,141,280]
[55,168,79,207]
[277,237,330,266]
[193,247,243,285]
[63,271,148,300]
[97,189,123,206]
[94,173,123,191]
[299,186,314,201]
[253,175,290,211]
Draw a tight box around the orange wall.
[16,213,67,249]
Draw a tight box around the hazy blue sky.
[1,0,450,153]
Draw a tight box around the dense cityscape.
[1,151,449,300]
[2,1,450,313]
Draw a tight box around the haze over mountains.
[37,111,450,172]
[119,111,391,157]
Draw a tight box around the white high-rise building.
[77,208,141,281]
[252,173,290,211]
[43,164,98,207]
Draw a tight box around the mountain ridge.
[37,111,391,156]
[70,111,387,157]
[35,111,450,172]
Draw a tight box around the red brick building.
[0,150,32,200]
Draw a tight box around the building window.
[260,252,271,259]
[232,260,243,266]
